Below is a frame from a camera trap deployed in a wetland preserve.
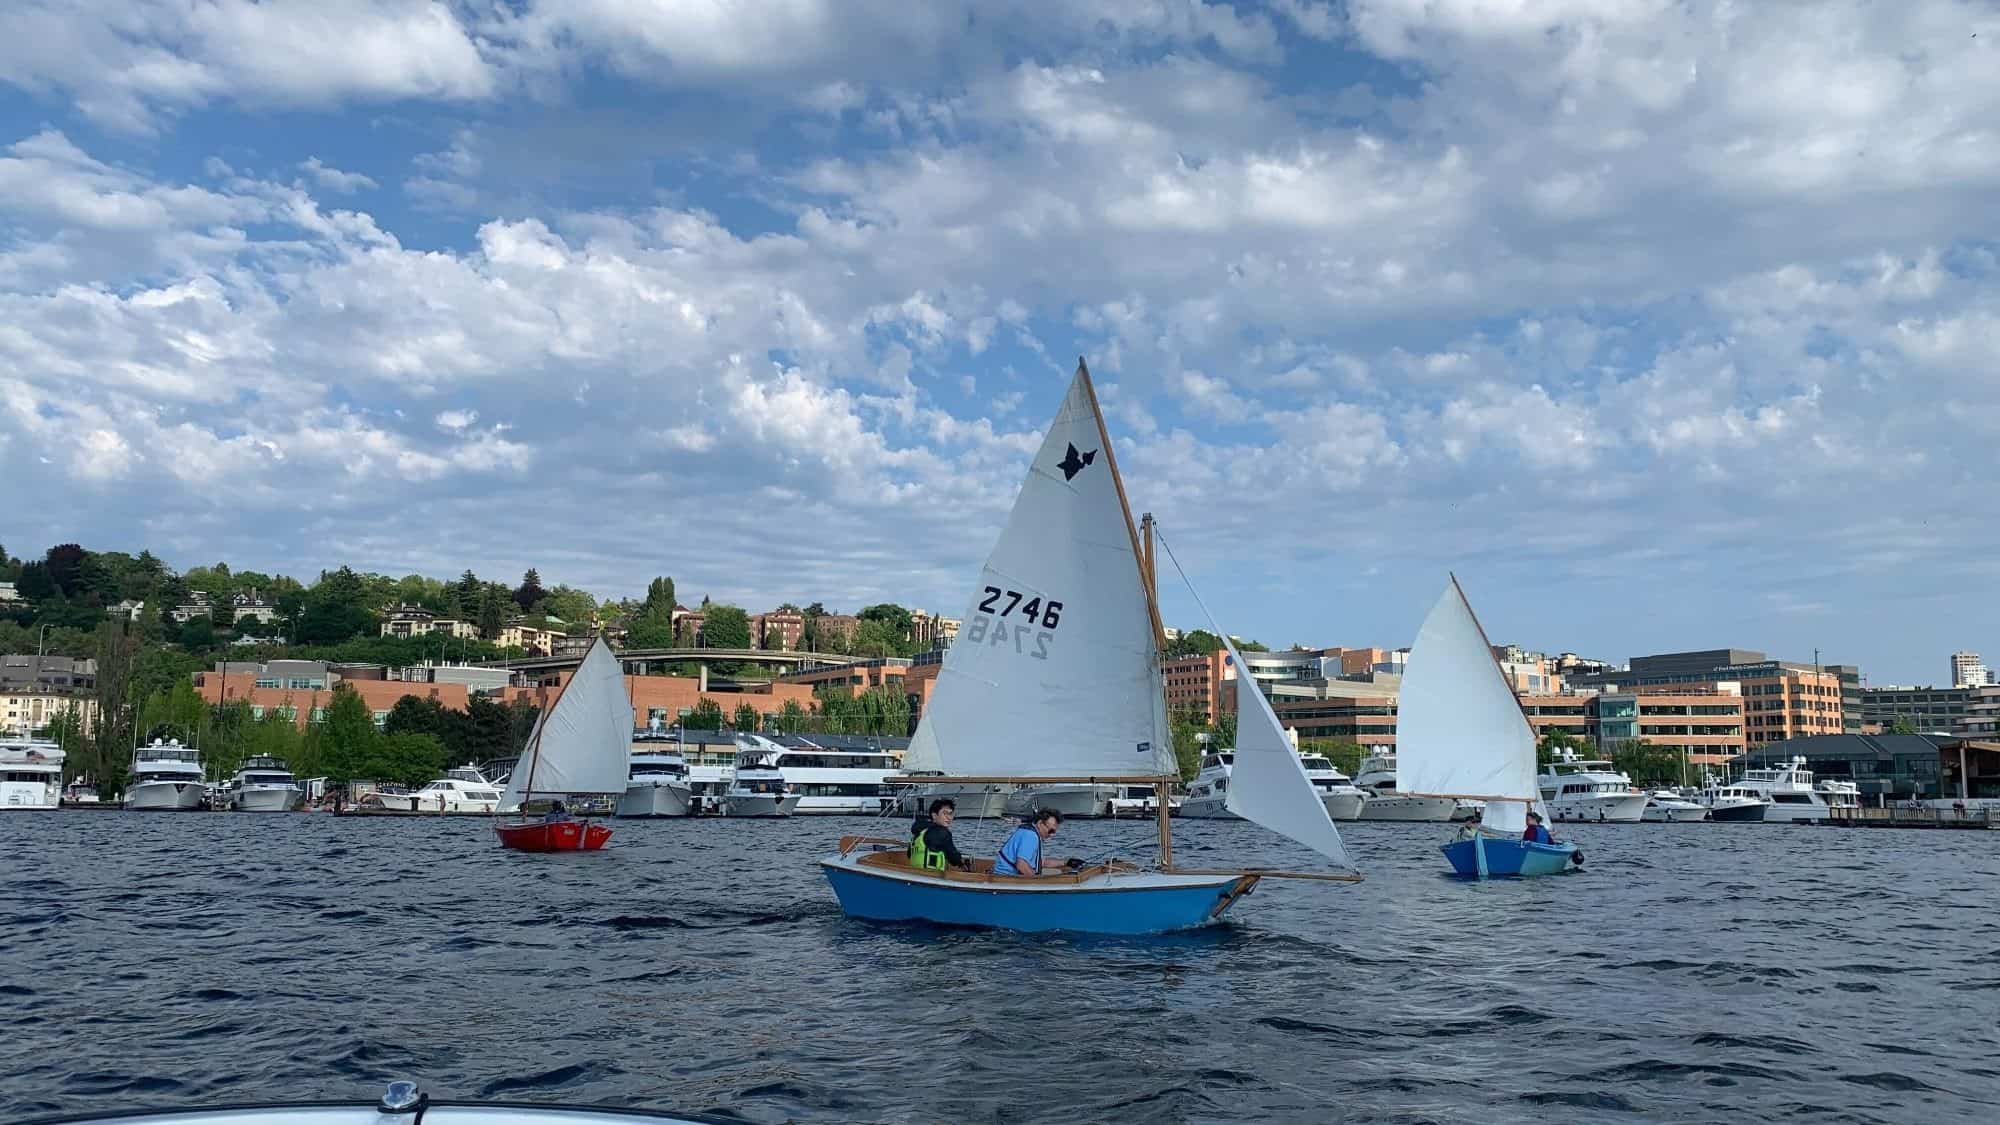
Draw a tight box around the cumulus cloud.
[2,3,1998,679]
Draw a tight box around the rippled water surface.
[4,812,1998,1124]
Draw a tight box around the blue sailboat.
[1398,576,1581,879]
[820,361,1361,934]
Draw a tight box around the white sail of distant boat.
[900,365,1175,781]
[501,635,632,808]
[1220,641,1357,869]
[1396,575,1540,834]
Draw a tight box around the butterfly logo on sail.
[1057,443,1097,481]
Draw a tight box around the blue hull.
[821,857,1254,935]
[1441,836,1577,878]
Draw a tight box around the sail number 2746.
[964,586,1061,660]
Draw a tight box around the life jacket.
[908,826,947,871]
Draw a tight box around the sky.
[2,1,1996,686]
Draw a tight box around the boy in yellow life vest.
[908,797,971,871]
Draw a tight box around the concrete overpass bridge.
[490,647,871,679]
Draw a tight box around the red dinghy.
[494,634,632,855]
[496,818,613,852]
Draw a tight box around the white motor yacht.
[894,775,1014,819]
[1538,749,1649,822]
[747,735,898,815]
[63,779,101,805]
[1352,751,1474,821]
[1816,776,1862,817]
[1003,781,1120,819]
[1108,784,1180,818]
[1733,756,1842,824]
[1302,754,1368,820]
[0,733,64,810]
[1640,788,1709,822]
[1699,775,1770,821]
[617,750,693,817]
[124,738,206,811]
[721,741,803,817]
[365,766,503,814]
[1178,751,1236,819]
[229,756,303,811]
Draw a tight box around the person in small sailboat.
[1522,810,1554,845]
[995,809,1064,877]
[909,798,972,872]
[544,800,572,823]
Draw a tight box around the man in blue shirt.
[995,809,1062,876]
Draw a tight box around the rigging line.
[1151,526,1228,642]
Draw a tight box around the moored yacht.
[757,735,898,815]
[1733,757,1842,824]
[617,749,693,817]
[1700,775,1770,821]
[1353,751,1475,821]
[1108,784,1179,818]
[1003,781,1119,819]
[893,775,1014,819]
[1177,751,1236,819]
[721,741,802,817]
[229,756,303,812]
[1640,788,1708,822]
[365,766,503,813]
[124,738,207,811]
[63,779,101,805]
[1303,754,1368,821]
[1538,749,1649,822]
[1,733,64,810]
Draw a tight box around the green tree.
[688,696,725,730]
[643,576,677,615]
[514,568,546,612]
[16,561,57,601]
[777,697,808,733]
[1537,730,1587,767]
[454,570,483,616]
[1889,717,1917,736]
[542,585,596,624]
[296,566,376,645]
[732,702,761,732]
[477,593,507,641]
[1611,739,1684,787]
[368,732,447,786]
[87,619,140,794]
[203,699,253,780]
[1300,738,1365,777]
[44,543,88,596]
[318,684,379,783]
[702,604,751,649]
[858,603,913,637]
[1165,629,1224,658]
[247,705,305,772]
[47,702,87,778]
[626,612,675,648]
[138,677,209,744]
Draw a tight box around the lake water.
[3,813,1997,1123]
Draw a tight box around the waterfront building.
[1737,733,1956,801]
[1862,684,2000,736]
[1273,693,1398,748]
[0,689,97,734]
[1163,650,1228,724]
[1590,687,1746,769]
[1567,649,1848,745]
[0,654,96,693]
[1951,650,1990,688]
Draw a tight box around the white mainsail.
[1397,576,1539,834]
[1220,641,1358,871]
[901,362,1175,779]
[502,635,633,806]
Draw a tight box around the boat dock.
[1828,807,2000,830]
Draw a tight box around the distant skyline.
[5,2,1997,687]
